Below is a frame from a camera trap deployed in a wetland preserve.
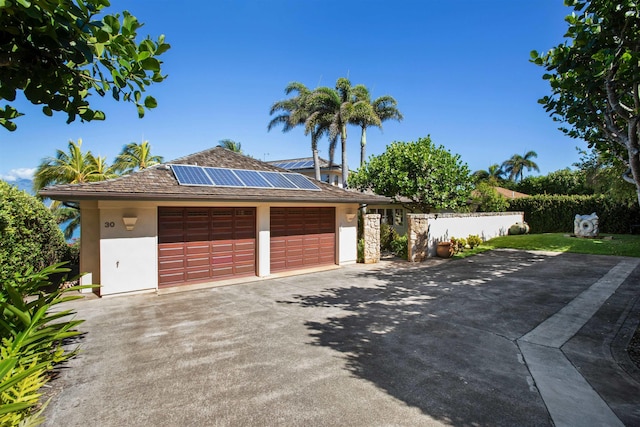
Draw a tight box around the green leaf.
[144,96,157,109]
[140,57,160,72]
[137,105,144,118]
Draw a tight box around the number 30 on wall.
[104,221,116,228]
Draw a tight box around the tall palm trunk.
[341,125,348,187]
[311,135,321,181]
[360,125,367,166]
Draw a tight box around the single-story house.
[40,147,388,297]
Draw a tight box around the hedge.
[507,195,640,234]
[0,181,68,283]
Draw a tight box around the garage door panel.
[158,207,256,287]
[270,207,335,273]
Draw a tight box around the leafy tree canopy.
[0,0,170,131]
[532,0,640,206]
[348,136,473,213]
[513,168,592,196]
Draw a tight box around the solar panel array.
[171,165,320,191]
[270,159,315,170]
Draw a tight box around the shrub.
[0,181,67,285]
[467,235,483,248]
[450,237,468,253]
[390,234,408,260]
[508,194,640,234]
[0,264,92,425]
[380,222,395,251]
[357,238,364,263]
[473,182,508,212]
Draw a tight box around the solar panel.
[283,173,320,190]
[172,164,213,186]
[301,160,315,168]
[204,167,244,187]
[271,162,288,169]
[260,171,297,189]
[233,169,273,188]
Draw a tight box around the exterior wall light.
[345,211,356,222]
[122,216,138,231]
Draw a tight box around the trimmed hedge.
[507,195,640,234]
[0,181,68,283]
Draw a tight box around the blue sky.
[0,1,583,182]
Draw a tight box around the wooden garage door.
[158,207,256,287]
[270,207,335,273]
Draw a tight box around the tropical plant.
[0,263,92,425]
[574,148,637,205]
[501,151,540,181]
[33,139,116,237]
[309,78,377,187]
[0,0,169,131]
[472,164,505,183]
[112,141,163,174]
[349,136,473,212]
[269,82,326,181]
[473,182,508,212]
[0,181,67,284]
[217,139,243,154]
[531,0,640,207]
[351,85,403,166]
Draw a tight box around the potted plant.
[436,240,454,258]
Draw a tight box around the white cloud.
[0,168,36,181]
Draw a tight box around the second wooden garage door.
[270,207,335,273]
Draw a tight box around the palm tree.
[472,163,505,183]
[33,139,116,237]
[33,139,100,191]
[308,78,371,187]
[113,140,163,174]
[351,85,403,166]
[502,151,540,181]
[268,82,325,181]
[217,139,243,153]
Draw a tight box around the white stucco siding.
[99,206,158,296]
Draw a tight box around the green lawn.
[454,233,640,258]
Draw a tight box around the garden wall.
[407,212,524,260]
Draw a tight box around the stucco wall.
[407,212,524,258]
[98,205,158,296]
[337,205,359,265]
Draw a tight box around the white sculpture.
[574,212,599,237]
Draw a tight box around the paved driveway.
[44,250,640,426]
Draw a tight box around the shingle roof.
[40,147,389,204]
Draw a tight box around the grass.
[452,233,640,259]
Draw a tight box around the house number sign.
[104,221,116,228]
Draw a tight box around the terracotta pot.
[436,241,454,258]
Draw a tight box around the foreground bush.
[508,195,640,234]
[0,181,67,284]
[0,264,91,426]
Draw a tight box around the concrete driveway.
[44,250,640,426]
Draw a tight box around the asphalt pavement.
[43,249,640,426]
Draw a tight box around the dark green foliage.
[349,137,473,212]
[390,234,408,260]
[380,222,395,251]
[0,0,170,131]
[508,195,640,234]
[473,182,508,212]
[0,181,67,284]
[514,169,592,196]
[357,239,364,263]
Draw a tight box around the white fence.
[408,212,525,258]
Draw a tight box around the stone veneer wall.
[407,214,429,262]
[363,214,380,264]
[407,212,525,261]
